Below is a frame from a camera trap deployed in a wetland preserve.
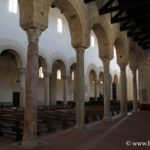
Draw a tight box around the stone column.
[44,72,50,106]
[102,59,112,121]
[63,75,68,105]
[73,71,76,102]
[49,73,57,105]
[49,73,52,105]
[19,68,26,107]
[94,80,97,101]
[75,47,85,129]
[22,28,42,147]
[119,63,128,117]
[110,76,113,100]
[132,69,138,112]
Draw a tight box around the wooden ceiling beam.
[84,0,95,4]
[134,32,150,41]
[99,0,120,15]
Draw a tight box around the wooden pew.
[85,105,104,123]
[0,108,23,141]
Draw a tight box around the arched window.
[57,69,62,80]
[57,18,63,33]
[71,71,74,81]
[9,0,18,14]
[39,67,44,78]
[90,35,95,47]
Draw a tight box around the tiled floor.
[0,111,150,150]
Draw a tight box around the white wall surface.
[0,0,134,104]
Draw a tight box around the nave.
[0,111,150,150]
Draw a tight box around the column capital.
[132,69,137,75]
[131,67,138,73]
[102,58,111,61]
[19,68,26,74]
[118,63,127,71]
[26,28,42,43]
[62,74,70,80]
[62,75,66,80]
[102,59,110,64]
[75,46,85,54]
[44,72,50,77]
[95,80,99,85]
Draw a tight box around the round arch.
[51,59,67,105]
[39,49,50,72]
[0,49,23,68]
[90,22,113,60]
[52,59,66,76]
[114,34,129,64]
[0,39,26,68]
[49,52,67,73]
[0,49,23,107]
[51,0,89,47]
[67,56,76,76]
[86,63,98,80]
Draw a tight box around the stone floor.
[0,111,150,150]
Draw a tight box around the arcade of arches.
[0,0,150,149]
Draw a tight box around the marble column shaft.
[132,69,138,112]
[23,28,42,145]
[75,47,85,129]
[103,59,112,121]
[73,71,76,102]
[19,68,26,107]
[63,75,68,105]
[120,64,128,116]
[44,72,50,106]
[94,80,97,101]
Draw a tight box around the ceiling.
[84,0,150,50]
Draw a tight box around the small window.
[90,36,95,47]
[9,0,18,14]
[71,71,74,81]
[39,67,44,78]
[57,69,62,80]
[57,18,63,33]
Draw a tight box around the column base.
[72,125,87,132]
[120,112,128,118]
[19,139,43,149]
[103,116,112,122]
[132,109,138,113]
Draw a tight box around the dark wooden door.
[13,92,20,107]
[112,83,117,100]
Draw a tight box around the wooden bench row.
[0,106,105,141]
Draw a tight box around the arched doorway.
[52,59,66,105]
[0,49,23,107]
[112,74,118,100]
[89,70,97,101]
